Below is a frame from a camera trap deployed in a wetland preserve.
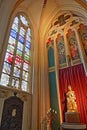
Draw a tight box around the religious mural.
[78,23,87,56]
[56,34,66,68]
[66,29,80,63]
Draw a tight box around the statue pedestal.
[65,112,80,123]
[61,112,86,130]
[61,123,86,130]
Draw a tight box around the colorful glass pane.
[12,78,19,88]
[12,23,18,32]
[0,73,10,86]
[13,66,20,78]
[25,47,30,56]
[16,49,22,58]
[26,40,31,49]
[10,29,17,39]
[21,80,27,91]
[15,55,22,67]
[20,27,26,37]
[24,55,29,62]
[5,52,13,65]
[17,42,23,51]
[22,71,28,81]
[27,28,31,36]
[2,62,11,74]
[26,35,31,42]
[18,34,24,44]
[8,37,16,45]
[12,17,18,31]
[23,62,28,71]
[14,17,19,24]
[20,15,28,26]
[7,44,15,54]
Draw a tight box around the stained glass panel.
[26,35,31,42]
[12,23,18,32]
[23,62,28,71]
[26,40,31,49]
[14,17,19,24]
[20,27,26,37]
[24,55,29,62]
[8,37,16,45]
[18,34,24,44]
[20,15,28,26]
[25,47,30,56]
[15,55,22,67]
[22,71,28,81]
[2,62,11,74]
[17,42,23,51]
[16,49,22,58]
[5,52,13,65]
[7,44,15,54]
[27,28,31,36]
[10,29,17,39]
[13,66,20,78]
[0,73,10,86]
[12,78,19,88]
[21,80,27,91]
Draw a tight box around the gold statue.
[66,85,78,112]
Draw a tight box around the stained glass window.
[0,14,32,93]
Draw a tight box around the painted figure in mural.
[66,85,78,112]
[58,42,66,64]
[69,38,80,60]
[82,33,87,56]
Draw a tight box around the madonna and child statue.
[65,85,80,123]
[66,85,78,112]
[62,86,86,129]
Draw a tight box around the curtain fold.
[59,64,87,123]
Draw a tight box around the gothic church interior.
[0,0,87,130]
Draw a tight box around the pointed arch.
[0,13,33,93]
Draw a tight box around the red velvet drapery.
[59,63,87,123]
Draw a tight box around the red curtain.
[59,63,87,123]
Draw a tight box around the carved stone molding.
[0,85,31,101]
